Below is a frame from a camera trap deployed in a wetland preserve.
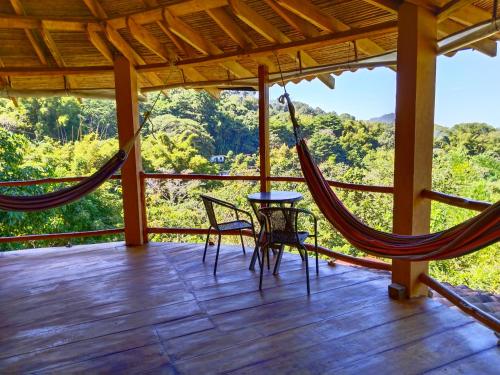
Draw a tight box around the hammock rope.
[0,87,166,212]
[278,92,499,260]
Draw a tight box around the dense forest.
[0,90,498,292]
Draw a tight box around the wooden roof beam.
[276,0,386,55]
[229,0,334,88]
[361,0,400,14]
[206,6,279,71]
[83,0,164,87]
[87,26,114,63]
[437,0,477,23]
[140,0,220,98]
[138,21,397,73]
[9,0,47,65]
[447,4,495,26]
[265,0,335,88]
[229,0,288,43]
[264,0,319,37]
[207,6,255,49]
[0,1,230,32]
[162,9,253,78]
[38,24,78,89]
[107,0,229,30]
[127,17,174,62]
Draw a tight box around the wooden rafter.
[107,0,229,29]
[437,0,477,22]
[82,0,164,87]
[162,9,253,78]
[38,24,77,89]
[276,0,386,56]
[264,0,335,88]
[206,7,279,71]
[207,7,254,49]
[87,26,114,63]
[9,0,47,65]
[228,0,335,88]
[127,17,173,62]
[447,4,496,26]
[140,0,220,99]
[264,0,318,37]
[361,0,400,14]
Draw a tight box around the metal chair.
[258,207,319,294]
[201,195,257,275]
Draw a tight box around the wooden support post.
[114,56,145,246]
[258,64,270,193]
[391,2,437,298]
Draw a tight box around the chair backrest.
[201,195,219,228]
[259,207,300,243]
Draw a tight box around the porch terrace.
[0,241,497,374]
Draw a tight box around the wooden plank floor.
[0,241,498,374]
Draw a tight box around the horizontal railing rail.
[419,273,500,332]
[0,228,124,244]
[421,189,492,212]
[142,173,394,194]
[0,175,121,187]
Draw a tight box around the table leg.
[249,225,264,271]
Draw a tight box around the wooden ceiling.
[0,0,498,99]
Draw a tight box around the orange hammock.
[280,93,500,260]
[0,149,127,212]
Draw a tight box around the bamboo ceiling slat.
[0,0,497,95]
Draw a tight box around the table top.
[247,191,303,203]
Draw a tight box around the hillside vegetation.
[0,91,498,292]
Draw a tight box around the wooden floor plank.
[0,241,496,374]
[327,323,498,375]
[226,306,475,375]
[423,347,500,375]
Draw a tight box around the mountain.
[368,113,395,124]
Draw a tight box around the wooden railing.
[421,189,491,212]
[0,172,492,245]
[419,273,500,333]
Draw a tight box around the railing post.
[391,2,437,298]
[140,172,149,243]
[114,55,145,246]
[258,64,270,193]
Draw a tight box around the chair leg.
[266,246,270,270]
[239,229,246,254]
[259,245,267,290]
[249,227,263,271]
[203,227,211,262]
[304,247,310,294]
[298,247,305,261]
[273,245,285,275]
[315,249,319,275]
[213,234,221,275]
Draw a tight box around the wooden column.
[258,64,271,193]
[391,2,437,298]
[114,55,145,246]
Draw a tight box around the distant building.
[210,155,225,163]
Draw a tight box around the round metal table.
[247,191,303,271]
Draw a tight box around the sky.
[269,50,500,128]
